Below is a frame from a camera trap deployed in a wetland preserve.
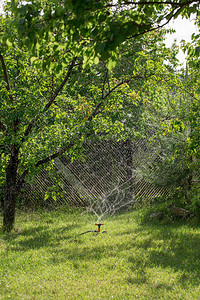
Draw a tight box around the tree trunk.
[124,139,134,201]
[3,146,19,233]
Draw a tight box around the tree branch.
[124,5,182,41]
[18,78,134,183]
[106,0,198,7]
[102,67,109,99]
[130,0,196,5]
[0,54,14,104]
[18,76,132,184]
[88,77,139,121]
[14,55,20,88]
[0,120,6,132]
[17,140,76,191]
[43,57,77,113]
[22,57,77,141]
[35,142,75,167]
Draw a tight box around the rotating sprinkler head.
[76,223,106,238]
[95,223,104,232]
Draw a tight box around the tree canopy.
[2,0,200,67]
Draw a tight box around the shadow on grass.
[126,219,200,288]
[2,223,81,251]
[142,226,200,273]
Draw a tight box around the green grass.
[1,207,200,299]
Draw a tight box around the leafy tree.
[137,65,200,206]
[1,6,178,232]
[1,0,198,231]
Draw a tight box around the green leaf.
[94,56,99,64]
[30,56,38,64]
[107,59,116,70]
[44,193,49,201]
[6,39,12,47]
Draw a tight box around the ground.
[0,207,200,299]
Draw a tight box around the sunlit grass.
[0,207,200,299]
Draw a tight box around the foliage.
[0,12,175,175]
[1,2,181,231]
[136,65,200,205]
[3,0,200,67]
[0,35,162,185]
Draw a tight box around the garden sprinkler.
[77,223,106,236]
[95,223,104,232]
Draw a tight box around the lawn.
[0,207,200,299]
